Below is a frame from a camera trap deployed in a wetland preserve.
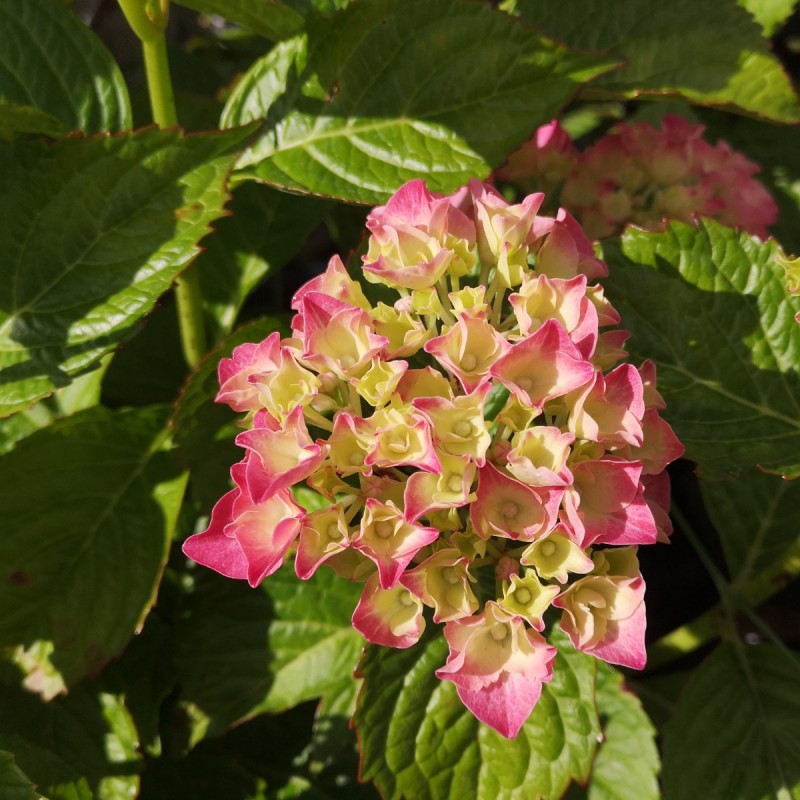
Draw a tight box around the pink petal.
[490,320,594,410]
[351,572,426,648]
[182,489,248,580]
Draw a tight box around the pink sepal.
[642,471,674,542]
[625,409,685,475]
[555,577,647,670]
[236,405,327,502]
[294,508,351,581]
[290,254,368,334]
[490,320,594,410]
[435,603,556,738]
[563,458,658,548]
[470,462,560,541]
[424,313,511,393]
[567,364,645,448]
[352,499,440,589]
[351,572,426,649]
[216,333,282,412]
[227,487,305,587]
[404,457,477,523]
[182,488,249,580]
[509,273,598,358]
[588,598,647,669]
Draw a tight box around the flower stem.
[142,36,177,126]
[119,0,207,368]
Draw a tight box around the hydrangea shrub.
[2,0,800,796]
[183,178,683,737]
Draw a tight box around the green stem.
[119,0,207,368]
[142,36,177,127]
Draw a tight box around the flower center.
[387,434,410,454]
[446,474,462,493]
[516,376,533,391]
[326,523,342,540]
[489,622,509,641]
[399,590,416,607]
[501,501,519,519]
[452,420,472,438]
[461,353,478,371]
[374,520,394,539]
[539,540,557,557]
[514,587,532,605]
[443,566,460,585]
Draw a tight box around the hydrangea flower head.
[183,177,683,739]
[499,116,777,239]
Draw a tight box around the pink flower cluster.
[183,179,684,738]
[498,115,777,240]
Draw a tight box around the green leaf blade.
[194,182,329,341]
[174,566,364,736]
[700,469,800,582]
[602,219,800,476]
[0,406,187,689]
[0,0,131,132]
[354,627,600,800]
[0,684,140,800]
[0,750,40,800]
[0,127,249,416]
[506,0,800,123]
[737,0,798,36]
[662,643,800,800]
[173,0,305,40]
[222,0,617,203]
[586,666,659,800]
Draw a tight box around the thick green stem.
[119,0,207,368]
[142,36,177,127]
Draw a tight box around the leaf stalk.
[118,0,208,368]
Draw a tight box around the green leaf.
[602,219,800,477]
[284,0,354,15]
[578,665,659,800]
[0,360,106,456]
[174,566,364,737]
[0,750,40,800]
[0,0,131,132]
[354,627,600,800]
[173,318,289,510]
[0,683,140,800]
[172,0,305,40]
[738,0,798,35]
[0,126,249,417]
[195,182,329,340]
[700,469,800,582]
[0,402,53,455]
[305,679,375,797]
[0,406,187,689]
[0,104,70,141]
[101,298,189,408]
[662,642,800,800]
[221,0,617,203]
[504,0,800,123]
[138,707,326,800]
